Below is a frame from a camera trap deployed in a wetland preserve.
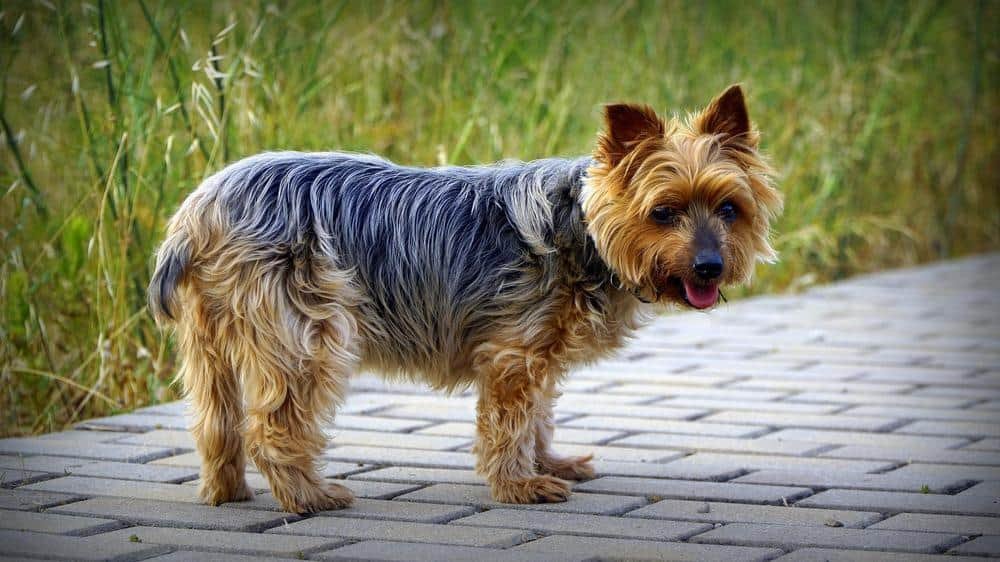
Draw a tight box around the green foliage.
[1,1,997,435]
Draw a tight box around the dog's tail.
[148,228,192,325]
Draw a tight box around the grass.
[1,1,997,436]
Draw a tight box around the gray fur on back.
[188,152,618,383]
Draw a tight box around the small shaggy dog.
[150,85,781,513]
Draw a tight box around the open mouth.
[677,277,720,310]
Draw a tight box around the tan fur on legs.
[534,378,595,481]
[473,344,572,504]
[233,263,359,514]
[178,297,252,506]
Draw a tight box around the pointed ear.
[596,103,664,167]
[697,84,755,147]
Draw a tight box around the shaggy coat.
[150,85,780,512]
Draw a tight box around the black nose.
[693,250,723,280]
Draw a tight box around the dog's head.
[583,85,782,309]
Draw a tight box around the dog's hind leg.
[178,294,253,506]
[235,257,359,514]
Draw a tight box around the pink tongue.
[683,280,719,309]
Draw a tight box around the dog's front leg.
[473,351,572,503]
[534,378,596,481]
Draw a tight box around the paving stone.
[611,434,828,456]
[24,475,202,503]
[590,460,745,481]
[690,522,963,553]
[313,498,475,523]
[66,461,198,483]
[759,428,967,449]
[654,397,842,414]
[513,535,783,562]
[555,401,709,420]
[949,535,1000,556]
[660,452,896,474]
[50,497,300,531]
[115,430,194,448]
[598,385,791,402]
[0,529,170,561]
[145,552,302,562]
[349,467,485,486]
[78,413,189,431]
[700,411,902,432]
[536,443,685,463]
[844,405,1000,422]
[0,509,122,535]
[964,437,1000,450]
[795,489,1000,516]
[313,540,553,562]
[415,421,625,444]
[0,438,177,462]
[820,444,1000,466]
[0,455,117,474]
[95,526,345,557]
[870,513,1000,535]
[268,516,533,547]
[324,429,471,451]
[324,446,475,469]
[330,414,433,432]
[452,508,711,540]
[149,451,372,478]
[785,392,973,408]
[575,476,813,505]
[36,430,134,443]
[397,483,646,515]
[732,379,917,394]
[210,477,419,505]
[563,415,769,437]
[626,499,881,528]
[894,420,1000,437]
[0,489,82,511]
[883,462,1000,483]
[1,468,54,487]
[773,547,984,561]
[733,469,972,493]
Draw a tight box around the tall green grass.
[1,1,997,436]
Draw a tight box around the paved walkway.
[2,254,999,561]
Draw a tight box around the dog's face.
[583,85,783,309]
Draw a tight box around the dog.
[149,85,781,513]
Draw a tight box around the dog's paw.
[281,481,355,514]
[200,479,254,506]
[539,453,596,481]
[491,475,572,504]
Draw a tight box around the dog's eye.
[717,202,738,223]
[650,206,676,225]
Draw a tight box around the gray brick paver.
[0,509,122,535]
[773,548,985,561]
[267,517,535,548]
[313,540,556,562]
[575,476,814,505]
[871,513,1000,535]
[94,526,346,557]
[795,488,1000,516]
[513,535,783,562]
[0,529,170,561]
[398,483,646,515]
[690,522,963,553]
[451,508,712,540]
[625,499,881,528]
[949,535,1000,557]
[0,489,82,511]
[49,497,301,531]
